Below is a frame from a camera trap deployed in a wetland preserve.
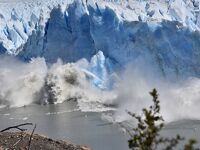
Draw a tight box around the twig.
[28,124,36,150]
[12,138,22,147]
[13,132,25,147]
[118,122,134,137]
[0,123,33,132]
[97,123,113,126]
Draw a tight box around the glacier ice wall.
[1,0,200,80]
[16,1,200,80]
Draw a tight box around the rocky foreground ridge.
[0,132,91,150]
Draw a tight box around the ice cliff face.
[1,0,200,80]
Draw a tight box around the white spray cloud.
[0,56,47,107]
[45,59,116,111]
[112,63,200,123]
[1,55,200,123]
[0,56,116,111]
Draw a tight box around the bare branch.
[28,124,36,150]
[0,123,33,132]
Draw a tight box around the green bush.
[127,89,198,150]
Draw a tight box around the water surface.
[0,102,129,150]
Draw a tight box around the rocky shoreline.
[0,132,91,150]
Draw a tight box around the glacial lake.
[0,102,129,150]
[0,101,200,150]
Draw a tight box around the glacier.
[1,0,200,79]
[1,0,200,121]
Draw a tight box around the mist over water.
[113,64,200,123]
[0,56,116,111]
[0,56,199,123]
[0,56,47,107]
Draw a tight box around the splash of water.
[0,55,200,123]
[112,64,200,123]
[0,56,47,107]
[0,55,116,111]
